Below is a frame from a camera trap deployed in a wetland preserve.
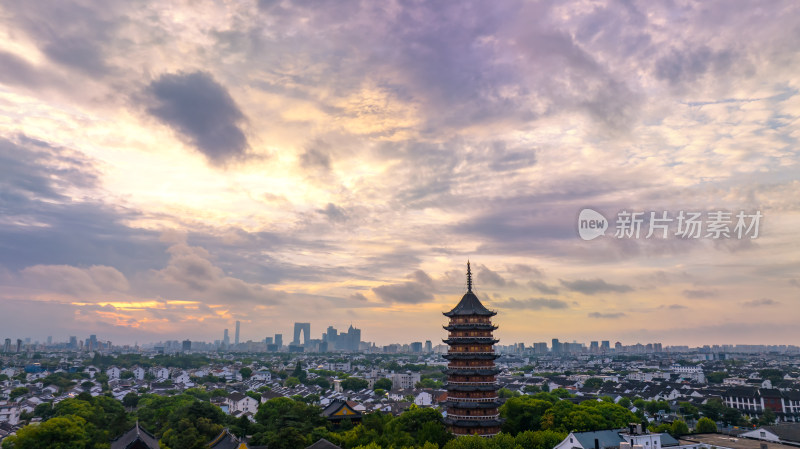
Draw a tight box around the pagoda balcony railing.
[447,397,499,402]
[447,365,496,370]
[446,414,501,420]
[447,381,497,386]
[447,351,495,355]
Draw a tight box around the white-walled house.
[131,367,146,380]
[227,393,259,416]
[107,367,121,380]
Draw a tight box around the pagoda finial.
[467,260,472,292]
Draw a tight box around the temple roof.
[443,291,496,317]
[443,262,496,317]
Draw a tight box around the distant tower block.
[442,262,502,436]
[293,322,311,346]
[235,320,241,346]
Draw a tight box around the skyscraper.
[292,322,310,346]
[182,340,191,352]
[425,340,432,353]
[235,321,240,346]
[274,334,283,348]
[442,262,502,436]
[223,329,230,347]
[3,338,10,353]
[551,338,561,354]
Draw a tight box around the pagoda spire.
[467,261,472,292]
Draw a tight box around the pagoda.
[442,262,502,436]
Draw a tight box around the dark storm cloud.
[372,269,435,304]
[683,289,718,299]
[742,298,779,307]
[494,297,569,310]
[146,71,249,166]
[560,278,633,295]
[588,312,626,319]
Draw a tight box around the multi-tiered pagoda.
[442,262,502,436]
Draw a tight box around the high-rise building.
[3,338,10,353]
[425,340,432,353]
[235,321,240,346]
[89,334,98,351]
[274,334,283,348]
[551,338,561,354]
[265,336,273,345]
[16,339,22,353]
[533,342,548,354]
[590,341,599,353]
[69,336,77,349]
[223,329,230,347]
[442,262,502,436]
[292,323,311,346]
[411,342,423,353]
[601,341,610,352]
[47,336,52,345]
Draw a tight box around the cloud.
[148,242,284,305]
[372,270,435,304]
[528,281,560,295]
[682,289,718,299]
[494,297,569,310]
[506,264,543,277]
[665,304,687,310]
[318,203,347,222]
[146,71,249,165]
[741,298,779,307]
[560,278,633,295]
[588,312,627,319]
[349,292,368,302]
[19,264,129,296]
[477,265,506,287]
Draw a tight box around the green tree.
[706,372,726,384]
[583,378,604,389]
[240,367,253,380]
[1,415,93,449]
[671,420,689,437]
[500,396,553,434]
[285,377,301,388]
[759,369,783,385]
[760,407,777,425]
[696,417,717,433]
[9,387,29,401]
[499,388,520,398]
[341,377,369,392]
[679,402,700,420]
[374,378,393,391]
[33,402,54,419]
[618,397,632,408]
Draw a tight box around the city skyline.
[1,1,799,346]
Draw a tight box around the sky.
[1,0,799,347]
